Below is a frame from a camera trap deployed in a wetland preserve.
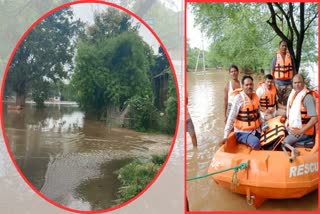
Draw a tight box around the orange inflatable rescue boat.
[208,116,318,207]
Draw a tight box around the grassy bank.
[115,154,167,204]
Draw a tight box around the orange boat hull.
[208,132,318,207]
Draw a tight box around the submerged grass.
[116,153,168,204]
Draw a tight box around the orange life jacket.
[273,51,293,80]
[260,116,286,146]
[234,90,260,130]
[257,82,277,111]
[287,89,318,136]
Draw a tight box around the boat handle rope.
[186,162,248,182]
[230,167,241,191]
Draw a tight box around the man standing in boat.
[283,74,318,146]
[224,65,241,123]
[271,40,296,109]
[222,75,264,150]
[256,74,277,122]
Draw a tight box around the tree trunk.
[15,92,26,107]
[267,3,317,74]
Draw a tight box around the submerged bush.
[164,74,177,134]
[128,94,157,131]
[116,154,167,203]
[151,153,167,165]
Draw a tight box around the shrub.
[116,154,167,203]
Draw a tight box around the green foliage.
[5,6,84,106]
[190,3,318,72]
[151,153,167,165]
[117,154,167,203]
[71,7,177,134]
[0,0,68,63]
[31,80,50,108]
[186,40,212,71]
[300,69,312,89]
[186,41,199,71]
[301,19,318,63]
[151,46,173,111]
[85,7,139,43]
[117,161,160,202]
[128,93,156,131]
[71,8,155,116]
[190,3,273,71]
[72,30,154,115]
[60,82,75,101]
[265,3,318,72]
[151,46,169,77]
[164,73,178,134]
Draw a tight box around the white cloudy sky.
[186,7,210,50]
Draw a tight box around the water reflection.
[75,158,133,210]
[3,103,172,210]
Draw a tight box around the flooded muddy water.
[186,70,318,211]
[3,103,172,210]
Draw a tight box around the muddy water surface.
[186,70,318,211]
[3,103,172,210]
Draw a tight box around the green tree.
[186,40,199,71]
[151,46,169,77]
[5,6,83,107]
[72,13,154,116]
[190,3,317,72]
[30,79,50,108]
[59,81,74,101]
[151,46,171,110]
[164,72,178,134]
[266,3,318,72]
[190,3,274,71]
[84,7,139,43]
[0,0,69,65]
[127,93,156,131]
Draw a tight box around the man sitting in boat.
[222,75,264,150]
[283,74,318,147]
[256,74,277,122]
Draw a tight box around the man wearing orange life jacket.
[256,74,277,122]
[271,40,296,107]
[222,75,264,150]
[283,74,318,146]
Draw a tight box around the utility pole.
[201,32,206,72]
[194,33,206,72]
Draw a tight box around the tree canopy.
[71,8,154,116]
[266,3,318,72]
[0,0,68,66]
[189,3,318,73]
[72,31,154,114]
[71,7,177,133]
[5,6,83,107]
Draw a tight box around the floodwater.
[186,70,318,211]
[2,103,172,211]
